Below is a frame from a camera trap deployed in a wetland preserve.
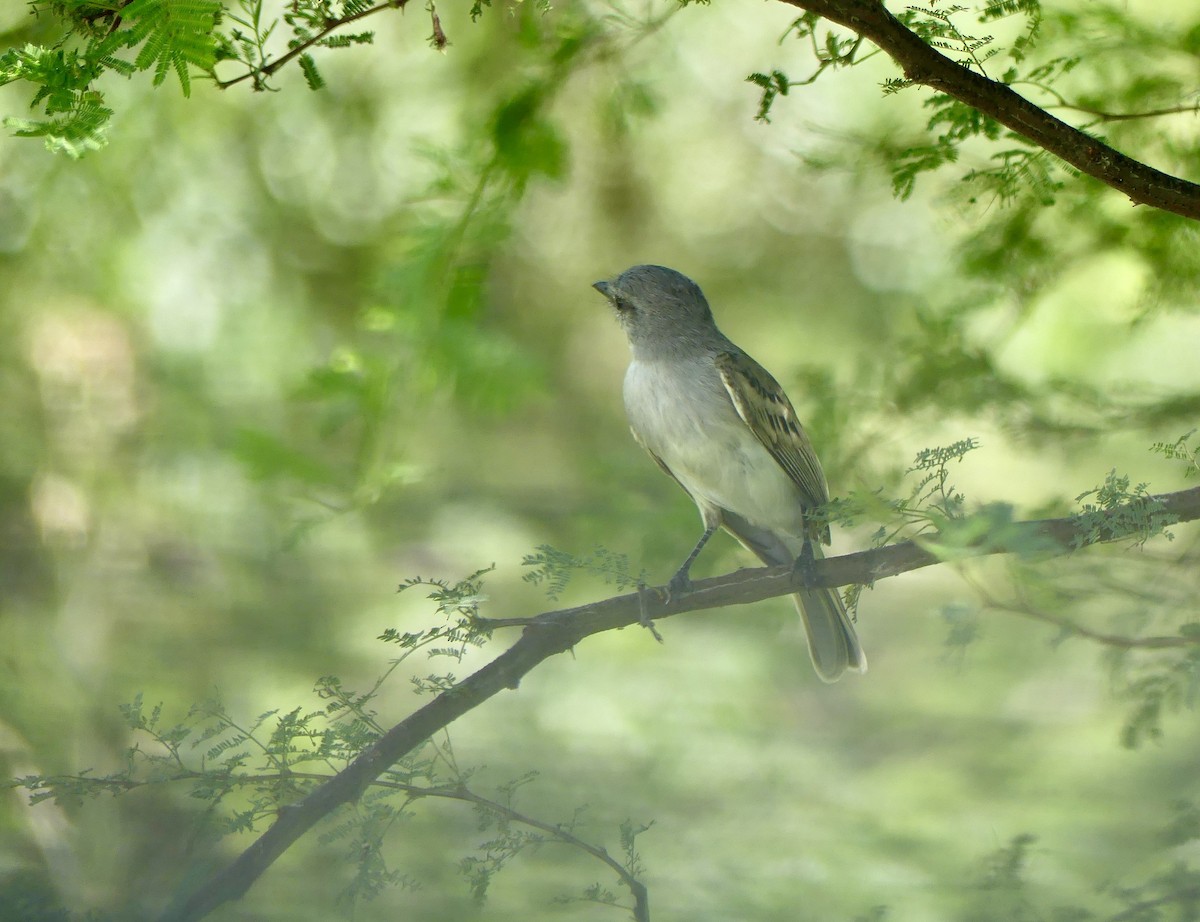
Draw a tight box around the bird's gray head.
[593,265,725,358]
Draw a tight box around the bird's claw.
[666,571,694,603]
[636,582,665,643]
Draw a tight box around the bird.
[593,264,865,682]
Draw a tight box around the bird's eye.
[614,297,634,313]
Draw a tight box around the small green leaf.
[298,52,325,90]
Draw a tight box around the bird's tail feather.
[718,511,866,682]
[792,587,866,684]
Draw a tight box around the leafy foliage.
[1114,647,1200,750]
[764,2,1112,217]
[521,544,646,600]
[5,2,1200,920]
[825,438,1001,616]
[748,12,869,122]
[901,3,1000,74]
[123,0,222,94]
[1,0,221,154]
[969,833,1041,922]
[297,51,324,90]
[746,69,790,123]
[0,43,116,156]
[217,8,625,528]
[1072,469,1177,549]
[458,772,549,902]
[1151,430,1200,479]
[905,438,979,521]
[2,0,582,151]
[6,570,650,916]
[818,438,981,551]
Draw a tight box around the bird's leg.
[635,581,665,642]
[667,525,716,600]
[792,536,816,586]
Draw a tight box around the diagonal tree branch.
[778,0,1200,221]
[161,483,1200,922]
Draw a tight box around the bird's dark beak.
[592,280,611,299]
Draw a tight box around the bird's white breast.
[623,358,807,539]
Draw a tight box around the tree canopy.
[3,2,1200,920]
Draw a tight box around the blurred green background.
[3,1,1200,920]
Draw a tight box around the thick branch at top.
[780,0,1200,221]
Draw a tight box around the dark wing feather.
[714,350,832,543]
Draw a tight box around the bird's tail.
[793,585,866,684]
[793,541,865,683]
[719,513,866,682]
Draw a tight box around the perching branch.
[778,0,1200,221]
[161,483,1200,922]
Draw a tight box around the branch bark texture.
[780,0,1200,221]
[163,484,1200,921]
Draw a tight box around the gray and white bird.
[594,264,865,682]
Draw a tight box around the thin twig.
[960,574,1199,651]
[215,0,412,90]
[36,769,650,918]
[1015,80,1200,123]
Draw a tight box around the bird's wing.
[714,349,832,543]
[630,427,693,497]
[718,508,794,567]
